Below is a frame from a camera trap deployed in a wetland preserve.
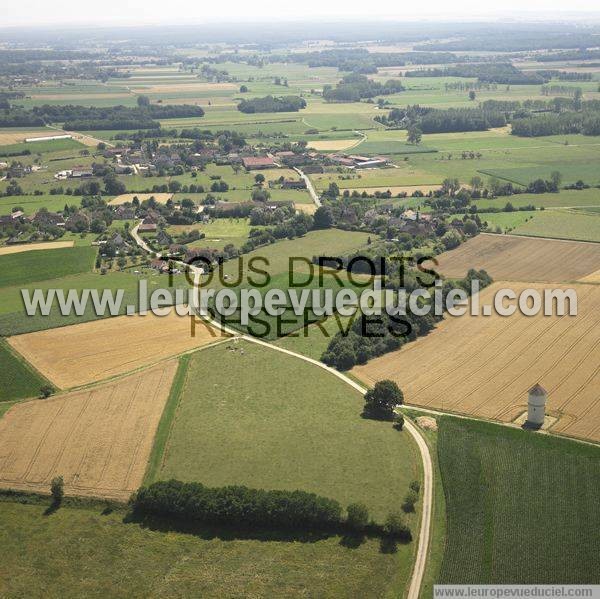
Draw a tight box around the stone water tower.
[527,383,547,427]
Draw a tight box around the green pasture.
[0,500,407,598]
[511,208,600,242]
[474,188,600,210]
[0,194,82,216]
[0,138,84,156]
[154,341,421,527]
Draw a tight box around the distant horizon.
[3,5,600,29]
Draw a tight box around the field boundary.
[142,354,190,485]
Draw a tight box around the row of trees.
[405,63,547,85]
[0,101,204,130]
[131,479,412,541]
[323,74,404,103]
[512,111,600,137]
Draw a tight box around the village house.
[32,211,65,227]
[242,156,276,170]
[0,211,24,225]
[281,179,307,190]
[70,166,93,178]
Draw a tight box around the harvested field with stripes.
[0,361,177,500]
[430,234,600,283]
[352,282,600,443]
[8,311,221,389]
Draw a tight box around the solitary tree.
[384,510,411,540]
[254,173,265,185]
[40,385,53,399]
[469,90,476,101]
[364,380,403,418]
[137,95,150,108]
[50,476,64,505]
[407,124,422,145]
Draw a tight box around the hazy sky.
[3,0,600,26]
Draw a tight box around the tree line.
[131,479,412,541]
[0,100,204,130]
[323,74,404,103]
[237,95,306,113]
[405,63,547,85]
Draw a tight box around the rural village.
[0,14,599,598]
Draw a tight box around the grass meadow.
[511,208,600,242]
[0,499,407,598]
[154,342,421,525]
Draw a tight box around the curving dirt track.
[0,361,177,501]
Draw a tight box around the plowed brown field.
[8,311,221,388]
[0,361,177,500]
[352,282,600,443]
[429,234,600,283]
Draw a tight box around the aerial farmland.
[0,12,599,598]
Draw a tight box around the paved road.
[130,222,153,254]
[294,167,321,208]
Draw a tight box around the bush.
[346,502,369,531]
[393,413,405,431]
[383,511,412,541]
[402,490,419,513]
[50,476,64,505]
[40,385,53,399]
[409,480,421,494]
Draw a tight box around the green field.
[0,194,82,216]
[438,417,600,584]
[0,138,85,155]
[0,340,50,402]
[154,341,421,525]
[0,246,97,288]
[511,208,600,242]
[0,269,191,336]
[274,312,356,360]
[0,499,406,598]
[474,188,600,211]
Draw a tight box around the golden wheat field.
[0,241,74,256]
[108,192,173,205]
[430,233,600,283]
[0,130,59,145]
[8,311,221,388]
[0,361,177,500]
[352,282,600,443]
